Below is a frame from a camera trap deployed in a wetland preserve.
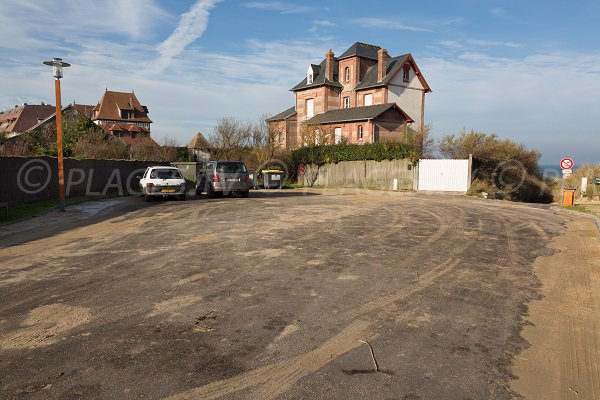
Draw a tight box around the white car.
[139,166,187,201]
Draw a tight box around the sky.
[1,0,599,165]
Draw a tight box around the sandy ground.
[511,216,600,399]
[0,189,597,399]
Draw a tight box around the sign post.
[560,158,574,178]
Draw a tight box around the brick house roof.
[74,104,95,119]
[265,106,296,122]
[337,42,381,60]
[291,57,342,92]
[290,43,430,93]
[305,103,413,125]
[118,136,159,148]
[101,123,150,134]
[92,90,152,123]
[354,54,431,92]
[0,104,56,134]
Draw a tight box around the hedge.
[292,143,418,166]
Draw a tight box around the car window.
[143,168,150,178]
[150,169,183,179]
[216,162,246,173]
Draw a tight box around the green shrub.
[292,142,417,167]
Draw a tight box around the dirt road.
[511,216,600,399]
[0,190,596,399]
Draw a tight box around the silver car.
[195,161,251,198]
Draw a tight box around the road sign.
[562,170,572,177]
[560,158,574,170]
[594,177,600,185]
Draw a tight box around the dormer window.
[306,65,314,84]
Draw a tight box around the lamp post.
[43,57,70,212]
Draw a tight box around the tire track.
[166,205,473,400]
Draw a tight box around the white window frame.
[364,94,372,106]
[334,127,342,144]
[306,98,314,119]
[358,126,364,141]
[343,96,350,109]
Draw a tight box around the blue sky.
[1,0,599,165]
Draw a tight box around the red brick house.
[267,42,431,149]
[80,90,157,147]
[0,104,56,138]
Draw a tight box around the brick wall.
[0,156,168,207]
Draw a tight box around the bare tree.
[210,117,252,160]
[406,123,434,158]
[251,115,283,167]
[298,123,335,146]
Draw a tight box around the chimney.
[378,48,389,82]
[325,49,334,81]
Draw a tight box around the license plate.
[226,178,240,182]
[272,175,280,180]
[161,188,175,193]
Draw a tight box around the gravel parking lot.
[0,189,597,399]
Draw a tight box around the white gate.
[417,159,471,192]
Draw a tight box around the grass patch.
[0,192,128,225]
[563,204,593,214]
[283,182,304,189]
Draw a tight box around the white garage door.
[418,159,470,192]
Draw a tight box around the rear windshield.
[150,169,183,179]
[216,162,247,173]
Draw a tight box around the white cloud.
[352,17,431,32]
[0,0,169,45]
[313,20,336,27]
[242,2,314,14]
[422,51,600,163]
[153,0,221,73]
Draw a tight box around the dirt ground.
[0,189,597,399]
[510,216,600,399]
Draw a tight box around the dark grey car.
[195,161,251,198]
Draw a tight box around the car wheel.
[207,185,215,199]
[241,190,249,198]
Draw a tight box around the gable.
[94,91,152,123]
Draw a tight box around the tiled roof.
[93,90,152,123]
[305,103,413,125]
[355,54,431,92]
[187,132,212,150]
[265,106,296,122]
[0,104,55,134]
[338,42,381,61]
[291,57,342,92]
[290,44,431,94]
[101,123,150,134]
[118,136,159,148]
[73,104,95,118]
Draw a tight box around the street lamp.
[43,57,70,212]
